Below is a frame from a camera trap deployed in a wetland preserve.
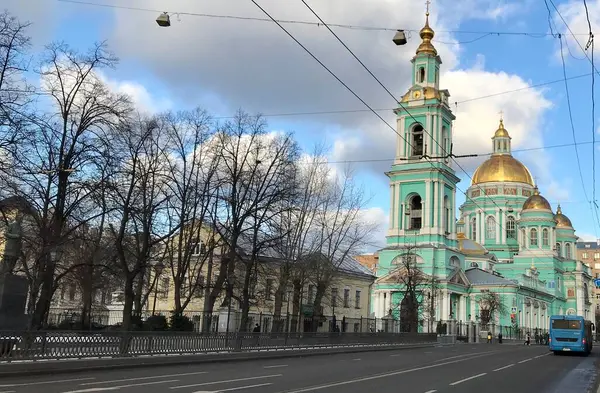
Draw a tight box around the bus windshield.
[551,320,581,330]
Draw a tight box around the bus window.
[551,320,581,329]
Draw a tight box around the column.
[441,290,448,322]
[427,113,433,157]
[501,211,507,244]
[424,180,431,228]
[495,208,500,244]
[389,184,395,229]
[440,180,445,235]
[479,210,484,244]
[433,181,439,228]
[451,188,457,234]
[397,117,404,157]
[459,295,467,321]
[470,294,476,321]
[397,184,402,230]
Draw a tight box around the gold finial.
[416,0,437,56]
[533,186,540,196]
[557,204,562,214]
[493,115,510,139]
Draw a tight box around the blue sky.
[7,0,600,248]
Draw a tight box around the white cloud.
[556,0,599,58]
[577,232,597,242]
[99,73,172,114]
[358,206,388,252]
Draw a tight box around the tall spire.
[416,1,437,56]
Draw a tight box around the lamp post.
[151,261,165,315]
[285,288,292,333]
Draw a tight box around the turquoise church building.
[372,13,593,335]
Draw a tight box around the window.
[443,196,450,234]
[441,126,449,155]
[521,229,526,247]
[556,243,561,256]
[542,228,549,246]
[547,281,556,289]
[331,288,338,308]
[529,228,538,247]
[161,278,170,299]
[344,289,350,308]
[470,262,479,268]
[308,285,315,303]
[551,320,581,329]
[583,252,589,259]
[418,66,425,83]
[506,216,516,239]
[411,125,424,157]
[486,216,496,240]
[191,242,206,256]
[408,195,423,230]
[594,252,600,259]
[565,243,572,259]
[557,277,561,289]
[471,217,477,240]
[265,279,274,300]
[355,290,361,309]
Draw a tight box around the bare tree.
[307,168,375,331]
[478,291,507,326]
[160,108,221,316]
[207,111,299,332]
[108,114,176,331]
[392,243,429,333]
[2,41,131,328]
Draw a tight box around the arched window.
[542,228,549,246]
[408,195,422,230]
[418,67,425,83]
[520,229,526,247]
[556,243,561,256]
[411,125,424,157]
[557,276,561,289]
[486,216,496,240]
[471,217,477,240]
[442,126,449,156]
[529,228,538,247]
[506,216,516,239]
[565,243,572,259]
[470,262,479,268]
[449,256,460,268]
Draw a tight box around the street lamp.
[156,12,171,27]
[152,261,165,315]
[393,30,408,46]
[285,288,292,333]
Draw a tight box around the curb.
[0,343,438,378]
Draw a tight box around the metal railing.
[0,331,437,361]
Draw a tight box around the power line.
[56,0,592,38]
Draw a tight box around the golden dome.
[416,14,438,56]
[554,204,573,228]
[471,154,535,186]
[522,187,552,211]
[493,119,511,138]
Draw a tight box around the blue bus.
[549,315,593,355]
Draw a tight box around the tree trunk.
[289,279,301,333]
[121,277,135,331]
[238,262,253,333]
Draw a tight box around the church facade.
[371,13,593,335]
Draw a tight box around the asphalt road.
[0,343,597,393]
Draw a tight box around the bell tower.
[386,7,460,247]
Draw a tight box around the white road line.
[493,364,514,372]
[424,390,437,393]
[353,358,361,361]
[449,373,487,386]
[263,365,288,369]
[518,358,533,364]
[62,379,179,393]
[81,372,208,386]
[192,383,272,393]
[0,390,16,393]
[171,374,282,390]
[534,353,550,359]
[0,378,95,388]
[284,352,498,392]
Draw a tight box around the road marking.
[493,364,514,371]
[263,364,288,369]
[81,372,208,386]
[518,358,533,364]
[192,383,272,393]
[449,373,487,386]
[534,353,550,359]
[0,391,16,393]
[424,390,437,393]
[62,379,179,392]
[171,375,282,389]
[0,378,95,388]
[353,358,361,361]
[283,352,499,392]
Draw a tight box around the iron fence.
[0,331,437,361]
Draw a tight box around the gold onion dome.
[554,204,573,228]
[457,232,488,256]
[494,119,510,138]
[471,156,534,186]
[416,13,438,56]
[522,186,552,211]
[471,120,535,186]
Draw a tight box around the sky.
[5,0,600,251]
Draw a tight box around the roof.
[465,268,517,286]
[577,241,600,250]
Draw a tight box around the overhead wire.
[56,0,592,38]
[252,0,568,266]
